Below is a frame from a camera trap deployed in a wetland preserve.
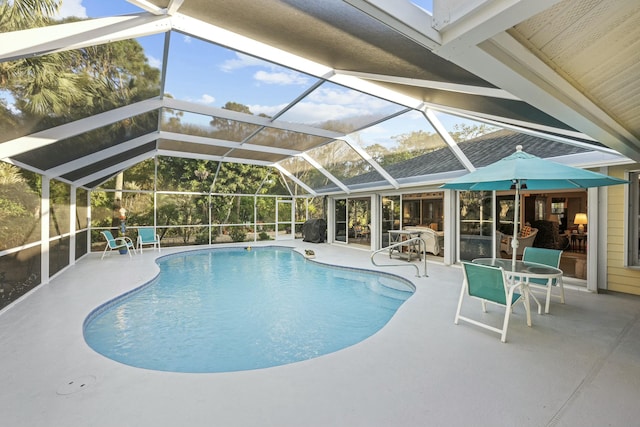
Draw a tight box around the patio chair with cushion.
[455,261,531,342]
[100,230,135,259]
[137,227,161,252]
[501,227,538,256]
[522,247,564,313]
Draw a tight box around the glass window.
[347,198,371,246]
[335,199,347,242]
[402,192,444,228]
[459,191,495,261]
[382,196,401,248]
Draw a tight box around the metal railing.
[370,237,428,277]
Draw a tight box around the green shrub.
[229,227,247,242]
[258,231,270,241]
[195,229,209,244]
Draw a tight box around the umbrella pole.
[511,183,520,270]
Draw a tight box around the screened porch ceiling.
[1,0,639,196]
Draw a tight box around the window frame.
[626,170,640,267]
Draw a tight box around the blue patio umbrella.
[441,145,627,268]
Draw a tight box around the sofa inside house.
[403,224,443,256]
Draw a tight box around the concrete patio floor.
[1,241,639,427]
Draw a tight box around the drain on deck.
[56,375,96,395]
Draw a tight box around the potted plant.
[118,207,128,254]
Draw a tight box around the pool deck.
[1,241,640,427]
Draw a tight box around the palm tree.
[0,1,82,116]
[0,0,61,32]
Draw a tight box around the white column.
[86,190,92,255]
[589,186,601,292]
[41,177,50,284]
[69,186,76,265]
[327,198,335,244]
[443,189,456,265]
[371,194,381,250]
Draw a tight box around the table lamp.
[574,213,587,234]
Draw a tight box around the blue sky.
[49,0,482,149]
[56,0,437,118]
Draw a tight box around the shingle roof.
[336,129,590,188]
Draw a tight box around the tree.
[449,123,497,142]
[0,162,40,250]
[0,2,85,118]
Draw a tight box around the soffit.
[507,0,640,155]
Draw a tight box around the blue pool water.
[83,247,414,373]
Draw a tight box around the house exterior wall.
[607,164,640,295]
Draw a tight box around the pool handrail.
[370,237,428,277]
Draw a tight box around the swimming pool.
[83,246,414,373]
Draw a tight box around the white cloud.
[307,86,386,111]
[56,0,87,18]
[254,70,308,86]
[197,94,215,104]
[281,102,362,124]
[219,53,265,73]
[147,55,161,69]
[248,103,289,117]
[183,35,192,44]
[219,53,309,87]
[358,125,390,136]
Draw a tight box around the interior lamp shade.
[574,213,588,234]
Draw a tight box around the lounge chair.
[137,227,161,252]
[522,247,564,314]
[101,230,135,259]
[455,261,531,342]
